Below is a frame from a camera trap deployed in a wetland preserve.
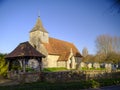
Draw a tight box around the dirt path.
[0,79,19,86]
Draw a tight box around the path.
[0,78,19,86]
[84,85,120,90]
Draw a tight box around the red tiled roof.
[43,37,82,61]
[6,42,45,59]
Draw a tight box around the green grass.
[0,82,84,90]
[81,67,106,71]
[43,67,67,72]
[0,78,120,90]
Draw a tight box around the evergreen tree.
[0,53,8,77]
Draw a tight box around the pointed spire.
[30,16,48,33]
[35,17,43,28]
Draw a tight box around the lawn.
[80,67,106,71]
[43,67,67,72]
[0,82,84,90]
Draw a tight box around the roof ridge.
[49,37,73,45]
[20,41,29,44]
[6,41,45,59]
[43,37,82,60]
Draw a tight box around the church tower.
[29,16,49,50]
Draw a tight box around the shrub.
[86,79,100,88]
[0,53,8,77]
[26,67,35,72]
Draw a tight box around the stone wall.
[18,72,41,83]
[8,70,120,83]
[42,70,120,83]
[7,71,18,80]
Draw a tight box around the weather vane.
[38,10,40,17]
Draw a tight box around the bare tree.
[95,34,120,55]
[82,47,88,57]
[115,36,120,53]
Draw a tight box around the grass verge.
[43,67,67,72]
[0,78,120,90]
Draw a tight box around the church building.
[29,16,82,69]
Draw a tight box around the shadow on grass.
[0,78,120,90]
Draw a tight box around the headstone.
[116,64,118,69]
[93,62,100,69]
[112,64,116,71]
[87,63,92,69]
[80,62,86,68]
[105,63,112,70]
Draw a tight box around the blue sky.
[0,0,120,55]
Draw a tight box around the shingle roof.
[43,37,82,61]
[6,42,45,59]
[30,17,48,33]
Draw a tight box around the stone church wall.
[41,32,49,43]
[30,30,49,44]
[57,61,66,68]
[29,31,40,46]
[47,55,59,67]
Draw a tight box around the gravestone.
[112,64,117,71]
[87,63,92,69]
[100,63,105,68]
[93,62,100,69]
[105,63,112,70]
[80,62,86,68]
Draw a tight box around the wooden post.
[38,58,41,72]
[23,59,26,73]
[8,60,11,71]
[18,59,22,68]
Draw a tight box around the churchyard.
[0,53,120,90]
